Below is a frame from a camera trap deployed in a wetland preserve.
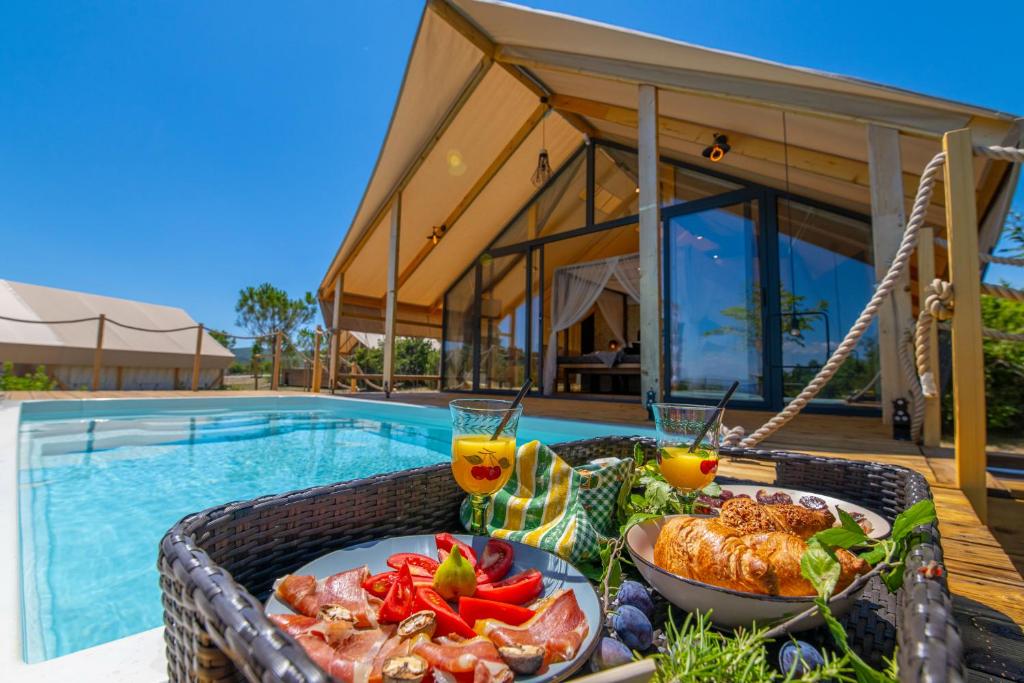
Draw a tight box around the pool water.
[17,396,651,662]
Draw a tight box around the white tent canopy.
[0,280,234,382]
[543,253,639,394]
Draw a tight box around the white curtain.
[542,253,641,394]
[596,291,626,346]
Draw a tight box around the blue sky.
[2,1,1021,336]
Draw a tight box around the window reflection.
[777,199,879,405]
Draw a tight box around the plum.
[798,495,827,510]
[589,637,633,672]
[616,580,654,618]
[778,641,825,677]
[611,605,653,651]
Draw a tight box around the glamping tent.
[0,279,234,390]
[318,0,1021,421]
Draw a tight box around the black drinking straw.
[688,380,740,452]
[491,377,533,440]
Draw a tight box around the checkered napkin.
[459,441,632,563]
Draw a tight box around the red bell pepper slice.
[473,569,543,605]
[362,570,398,599]
[435,533,477,567]
[386,553,439,577]
[476,539,514,583]
[458,596,535,627]
[378,563,415,623]
[413,586,477,639]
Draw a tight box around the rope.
[105,319,199,334]
[0,314,99,325]
[737,150,948,447]
[981,282,1024,301]
[898,327,925,443]
[975,145,1024,163]
[845,370,881,403]
[914,279,954,399]
[981,253,1024,267]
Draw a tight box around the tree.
[235,283,316,349]
[209,328,235,350]
[998,210,1023,258]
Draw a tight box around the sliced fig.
[799,495,827,510]
[498,644,545,675]
[382,655,428,683]
[397,610,436,640]
[316,604,355,623]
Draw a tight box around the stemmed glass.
[651,404,723,513]
[449,399,522,535]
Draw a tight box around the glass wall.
[477,253,529,390]
[442,266,476,390]
[665,199,765,402]
[777,199,878,405]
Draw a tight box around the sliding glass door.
[663,191,770,406]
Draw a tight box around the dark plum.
[589,637,633,672]
[611,605,653,651]
[778,640,825,677]
[616,580,654,618]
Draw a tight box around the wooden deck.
[6,389,1024,680]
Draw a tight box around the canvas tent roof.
[0,280,235,369]
[320,0,1021,334]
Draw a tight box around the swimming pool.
[15,396,652,662]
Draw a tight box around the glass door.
[662,190,771,407]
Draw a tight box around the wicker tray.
[158,436,961,682]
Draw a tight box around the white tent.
[0,280,234,390]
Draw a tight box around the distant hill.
[232,346,253,363]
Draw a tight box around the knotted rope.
[914,279,954,399]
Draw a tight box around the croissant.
[653,517,777,594]
[719,497,835,539]
[743,532,869,596]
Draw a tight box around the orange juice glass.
[449,399,523,534]
[651,404,723,513]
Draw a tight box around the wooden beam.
[328,275,343,391]
[271,331,282,391]
[383,195,402,396]
[867,124,912,426]
[638,84,661,405]
[551,94,942,207]
[397,104,547,291]
[942,128,987,523]
[312,327,323,393]
[319,56,493,295]
[917,227,941,448]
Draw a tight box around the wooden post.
[115,366,123,390]
[173,367,180,390]
[328,275,343,392]
[92,313,105,391]
[382,194,401,397]
[942,128,987,523]
[191,323,204,392]
[917,228,941,447]
[637,84,661,407]
[271,331,283,391]
[312,327,323,393]
[867,124,912,426]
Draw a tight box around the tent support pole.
[91,313,105,392]
[191,323,204,392]
[329,275,343,392]
[312,327,323,393]
[383,194,402,398]
[867,124,912,425]
[271,331,282,391]
[637,84,662,409]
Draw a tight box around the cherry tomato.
[458,596,535,627]
[413,586,477,639]
[362,571,398,598]
[435,533,477,567]
[378,563,415,623]
[387,553,439,577]
[473,569,543,605]
[476,539,514,583]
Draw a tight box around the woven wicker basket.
[158,436,961,682]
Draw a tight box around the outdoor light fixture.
[788,312,803,338]
[532,98,552,187]
[427,224,447,245]
[702,134,730,162]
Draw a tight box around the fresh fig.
[432,545,477,600]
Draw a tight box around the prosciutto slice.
[412,636,513,683]
[299,628,391,683]
[275,566,380,627]
[269,613,355,645]
[477,590,588,663]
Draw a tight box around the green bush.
[0,362,55,391]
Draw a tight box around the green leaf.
[837,507,868,537]
[577,560,603,582]
[620,512,661,534]
[464,454,484,465]
[858,545,887,565]
[801,540,842,598]
[816,598,892,683]
[882,562,905,593]
[812,527,870,550]
[890,500,937,543]
[497,457,511,468]
[701,481,722,497]
[632,442,645,468]
[630,493,646,507]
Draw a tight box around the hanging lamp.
[531,98,552,188]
